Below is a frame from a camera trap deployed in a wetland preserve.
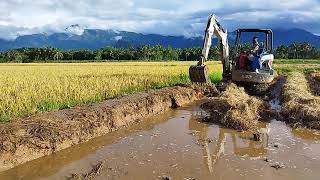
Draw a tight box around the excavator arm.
[199,14,229,67]
[189,14,231,83]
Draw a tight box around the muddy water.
[269,77,285,112]
[1,101,320,180]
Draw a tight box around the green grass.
[274,62,320,74]
[275,59,320,64]
[210,71,223,84]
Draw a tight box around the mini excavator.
[189,14,275,94]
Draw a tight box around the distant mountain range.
[0,28,320,51]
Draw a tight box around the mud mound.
[282,72,320,129]
[201,84,269,131]
[309,73,320,96]
[0,85,217,172]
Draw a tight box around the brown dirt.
[282,72,320,130]
[201,84,270,131]
[0,84,218,172]
[309,73,320,96]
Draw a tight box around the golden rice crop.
[0,61,222,121]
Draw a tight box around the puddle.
[1,101,320,180]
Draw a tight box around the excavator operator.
[251,36,259,55]
[248,36,261,72]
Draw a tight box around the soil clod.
[67,161,104,180]
[264,158,272,162]
[184,177,196,180]
[161,176,172,180]
[271,163,285,170]
[253,133,262,142]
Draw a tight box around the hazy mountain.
[0,28,319,51]
[273,28,320,47]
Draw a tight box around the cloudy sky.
[0,0,319,40]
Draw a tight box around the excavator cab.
[231,29,275,84]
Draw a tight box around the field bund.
[0,85,215,171]
[282,72,320,129]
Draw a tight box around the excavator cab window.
[233,29,273,71]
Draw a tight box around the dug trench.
[0,78,319,180]
[0,84,218,172]
[1,74,320,179]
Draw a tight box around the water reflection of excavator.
[188,115,269,173]
[189,14,275,94]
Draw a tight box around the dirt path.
[0,85,217,172]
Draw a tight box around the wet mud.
[268,76,286,112]
[0,101,319,180]
[0,85,217,171]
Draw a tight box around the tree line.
[274,43,320,59]
[0,43,319,63]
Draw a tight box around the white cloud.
[65,24,85,35]
[0,0,319,40]
[113,36,123,41]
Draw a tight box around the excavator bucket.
[189,65,210,84]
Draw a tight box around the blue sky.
[0,0,319,40]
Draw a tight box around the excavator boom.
[189,14,230,83]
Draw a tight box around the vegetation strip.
[282,72,320,129]
[1,42,320,63]
[0,85,215,172]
